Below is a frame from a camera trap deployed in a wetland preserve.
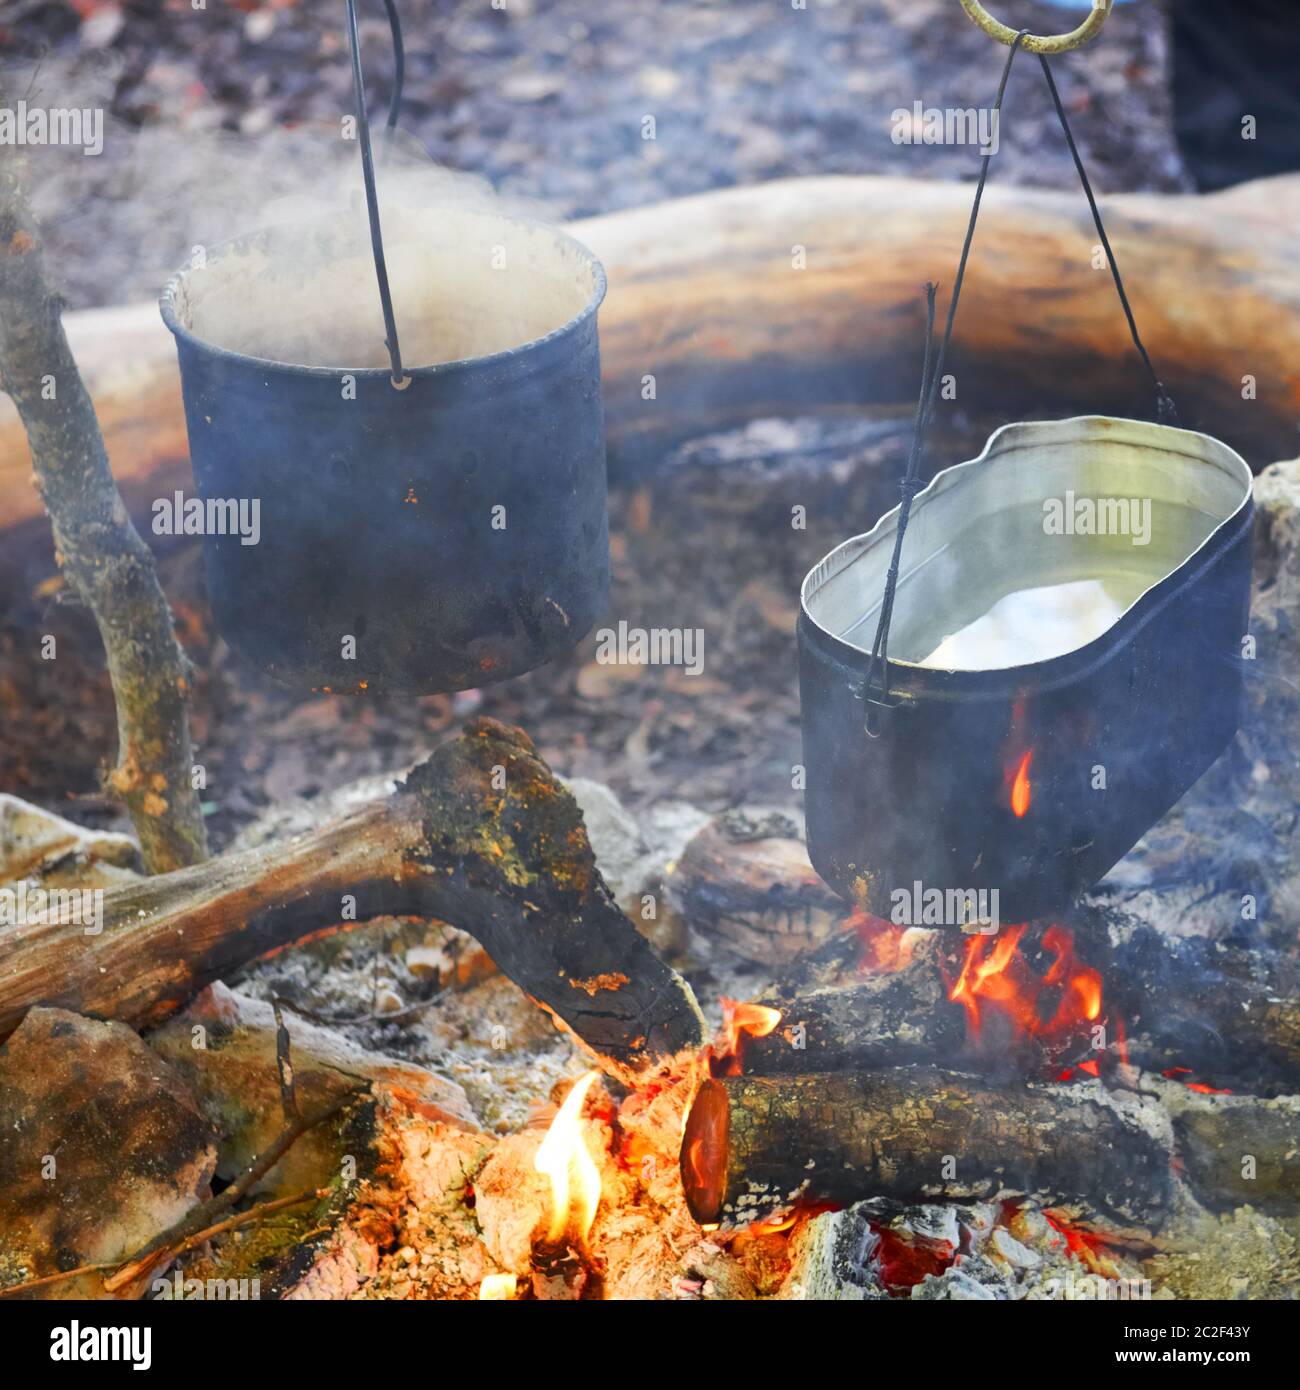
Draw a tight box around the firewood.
[750,917,1300,1090]
[1095,917,1300,1088]
[736,960,964,1077]
[665,808,844,966]
[680,1067,1173,1233]
[4,175,1298,533]
[0,719,705,1079]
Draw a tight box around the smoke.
[4,47,568,336]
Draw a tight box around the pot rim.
[800,414,1254,691]
[159,207,608,381]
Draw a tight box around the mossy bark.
[0,719,705,1079]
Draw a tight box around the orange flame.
[1162,1067,1233,1096]
[847,912,914,973]
[1043,1211,1126,1276]
[947,924,1105,1051]
[478,1273,518,1300]
[534,1071,602,1245]
[711,999,782,1075]
[722,999,781,1045]
[746,1211,798,1237]
[1011,751,1033,817]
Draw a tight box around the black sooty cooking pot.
[160,208,609,695]
[798,416,1254,922]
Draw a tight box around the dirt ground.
[6,0,1183,310]
[1,0,1186,845]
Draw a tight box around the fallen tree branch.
[0,718,706,1078]
[0,1188,323,1299]
[0,121,207,872]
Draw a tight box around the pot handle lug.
[862,673,902,739]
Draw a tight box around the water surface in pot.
[827,480,1240,674]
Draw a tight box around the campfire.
[3,692,1298,1301]
[1,0,1299,1321]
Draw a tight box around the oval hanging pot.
[797,24,1255,923]
[798,414,1253,923]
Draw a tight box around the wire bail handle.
[344,0,411,389]
[959,0,1113,54]
[861,22,1176,739]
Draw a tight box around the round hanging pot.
[160,0,609,695]
[161,206,609,695]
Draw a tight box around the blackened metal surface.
[161,237,609,696]
[799,417,1254,922]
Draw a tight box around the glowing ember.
[872,1227,955,1294]
[1162,1067,1233,1096]
[534,1070,602,1245]
[947,924,1106,1054]
[478,1273,518,1300]
[1042,1211,1126,1276]
[1010,750,1033,817]
[847,911,913,973]
[747,1211,797,1236]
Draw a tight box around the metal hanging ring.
[959,0,1113,54]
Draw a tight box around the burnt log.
[749,916,1300,1090]
[1096,917,1300,1090]
[4,175,1299,535]
[737,966,964,1077]
[680,1067,1173,1233]
[0,718,705,1079]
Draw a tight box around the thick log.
[0,718,705,1079]
[747,917,1300,1090]
[3,175,1298,532]
[680,1068,1173,1233]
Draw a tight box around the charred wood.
[752,916,1300,1091]
[680,1067,1173,1233]
[0,719,705,1079]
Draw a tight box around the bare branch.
[0,131,208,872]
